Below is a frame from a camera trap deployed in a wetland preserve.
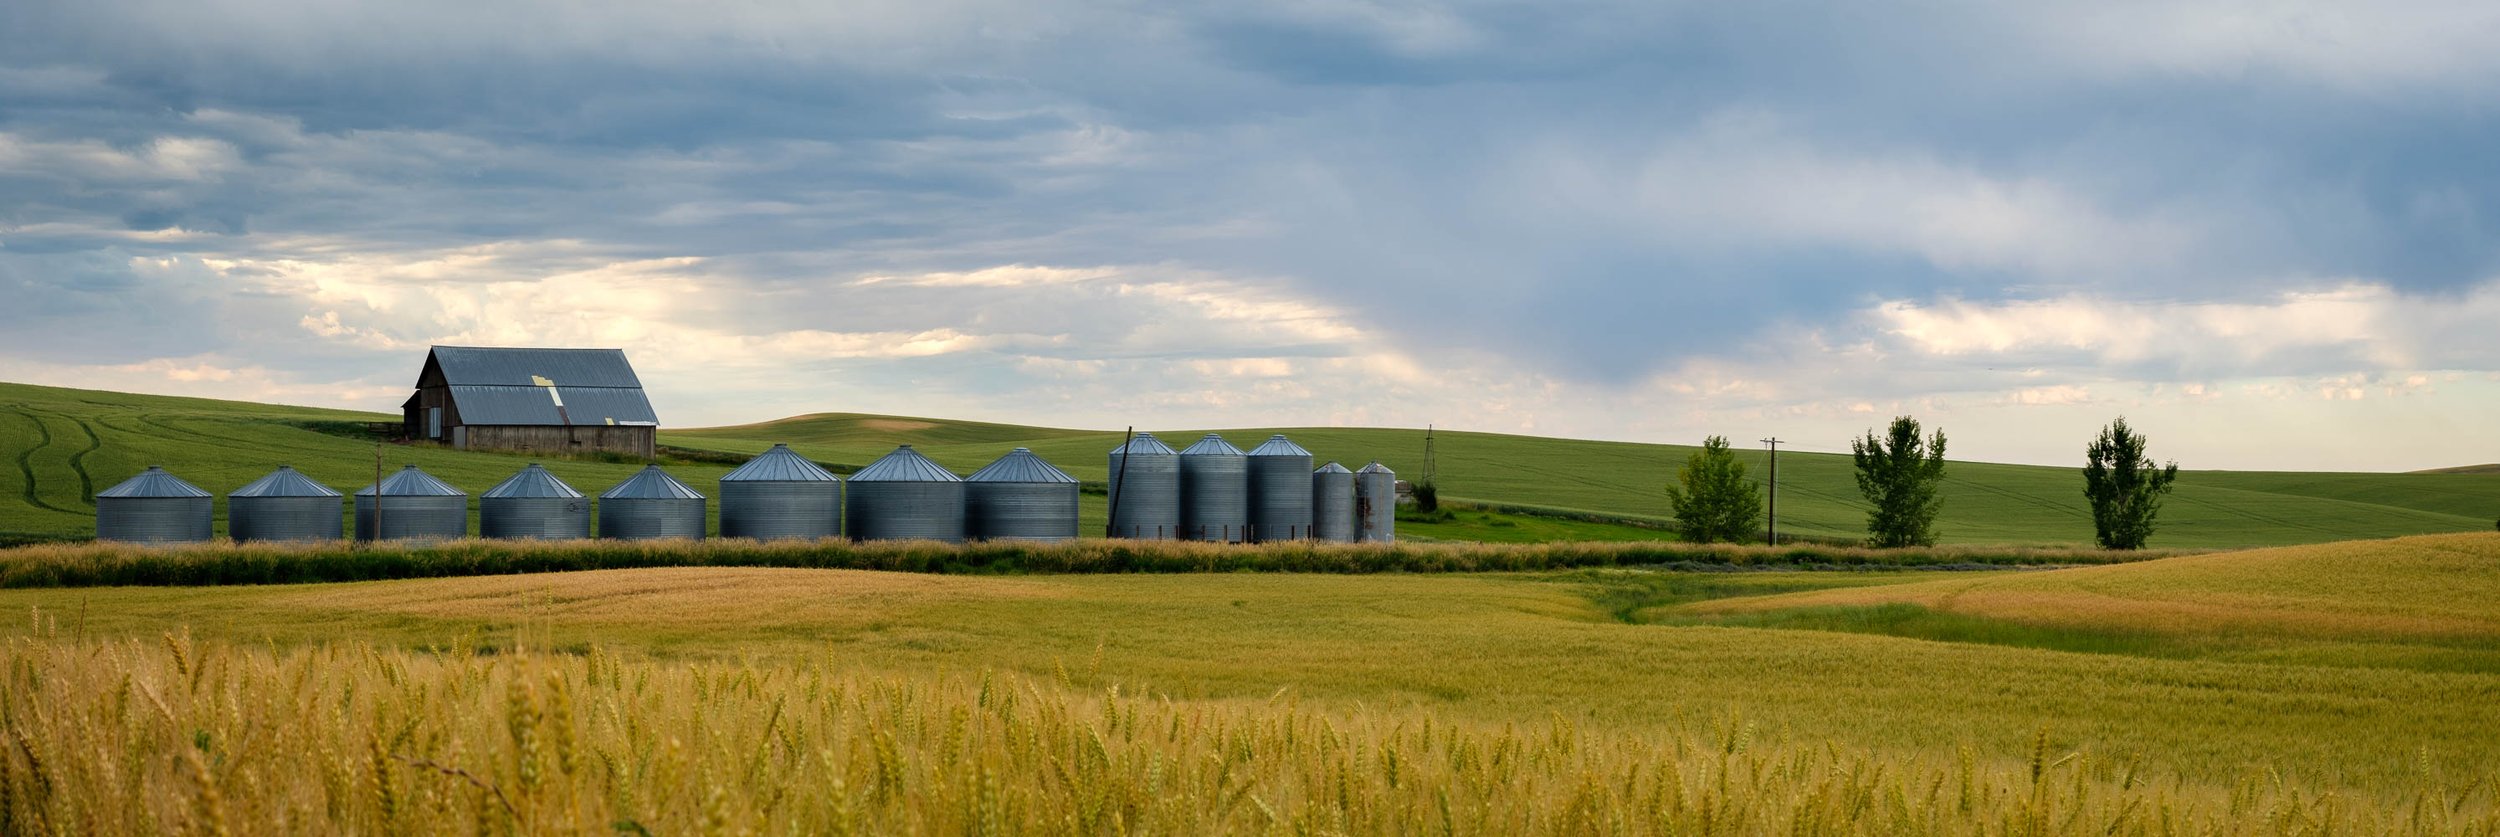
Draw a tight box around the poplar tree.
[1665,436,1763,543]
[2083,416,2179,550]
[1851,416,1948,547]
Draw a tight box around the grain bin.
[355,465,468,541]
[1179,434,1249,542]
[1356,461,1397,543]
[718,443,841,540]
[1312,462,1356,543]
[227,466,343,542]
[846,445,965,542]
[480,464,591,539]
[599,465,706,540]
[1247,435,1314,542]
[1107,433,1179,539]
[966,447,1079,542]
[94,466,213,543]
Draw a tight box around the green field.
[6,379,2500,547]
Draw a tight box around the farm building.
[400,346,660,458]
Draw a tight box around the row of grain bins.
[95,434,1396,544]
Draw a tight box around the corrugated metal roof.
[967,448,1078,484]
[1315,461,1353,474]
[1248,435,1311,457]
[481,464,585,499]
[357,465,467,497]
[602,465,705,500]
[850,445,962,482]
[1356,461,1397,476]
[432,346,645,388]
[446,385,660,426]
[720,444,840,482]
[1110,433,1175,455]
[97,466,211,498]
[229,466,341,498]
[1180,434,1244,456]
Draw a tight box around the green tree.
[1664,436,1763,543]
[2082,416,2180,550]
[1851,416,1948,547]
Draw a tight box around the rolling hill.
[5,380,2500,547]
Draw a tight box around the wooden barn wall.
[454,425,655,458]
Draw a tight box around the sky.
[4,0,2499,471]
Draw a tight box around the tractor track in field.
[62,413,100,505]
[8,409,78,514]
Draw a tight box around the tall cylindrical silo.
[480,464,591,539]
[228,465,342,542]
[846,445,965,542]
[1107,433,1179,539]
[965,447,1079,542]
[718,443,841,540]
[1356,461,1397,543]
[599,465,706,540]
[355,465,468,541]
[1246,435,1314,542]
[1311,462,1356,543]
[1180,434,1249,542]
[95,466,214,544]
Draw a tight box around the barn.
[400,346,660,458]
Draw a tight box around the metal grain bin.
[719,443,841,540]
[95,466,213,544]
[1179,434,1250,542]
[846,445,965,542]
[1247,435,1314,542]
[966,447,1079,542]
[480,464,591,539]
[599,465,706,540]
[1312,462,1356,543]
[355,465,468,541]
[227,466,343,542]
[1356,461,1397,543]
[1107,433,1179,539]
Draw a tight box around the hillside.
[7,380,2500,547]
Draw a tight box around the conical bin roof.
[1110,433,1176,455]
[1180,434,1245,456]
[967,448,1077,484]
[1248,435,1312,457]
[1315,461,1353,474]
[602,465,704,500]
[229,465,341,498]
[481,464,584,499]
[720,444,840,482]
[1356,461,1396,476]
[850,445,961,482]
[356,465,466,497]
[97,466,211,498]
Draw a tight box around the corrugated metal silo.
[480,464,591,539]
[355,465,469,541]
[228,466,343,542]
[1246,435,1314,542]
[1356,461,1397,543]
[1180,434,1249,542]
[965,447,1078,542]
[599,465,706,540]
[1107,433,1179,539]
[1311,462,1356,543]
[95,466,213,544]
[846,445,965,542]
[718,444,841,540]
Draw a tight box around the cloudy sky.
[5,1,2498,470]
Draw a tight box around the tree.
[1665,436,1763,543]
[2082,416,2179,550]
[1851,416,1948,547]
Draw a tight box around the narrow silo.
[966,447,1079,542]
[846,445,965,542]
[1247,435,1314,542]
[599,465,706,540]
[1355,461,1397,543]
[1179,434,1249,542]
[1107,433,1179,539]
[1312,462,1356,543]
[719,444,841,540]
[480,464,591,539]
[95,466,213,544]
[228,466,342,542]
[355,465,468,541]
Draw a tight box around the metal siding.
[95,497,214,543]
[481,497,593,539]
[354,495,469,541]
[1247,436,1313,542]
[1312,463,1357,543]
[846,481,967,542]
[1107,434,1179,540]
[718,481,842,539]
[446,386,659,426]
[230,496,344,542]
[1356,462,1397,543]
[1179,434,1249,543]
[599,497,707,540]
[965,482,1079,542]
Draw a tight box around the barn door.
[427,407,443,439]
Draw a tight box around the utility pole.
[1760,437,1781,544]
